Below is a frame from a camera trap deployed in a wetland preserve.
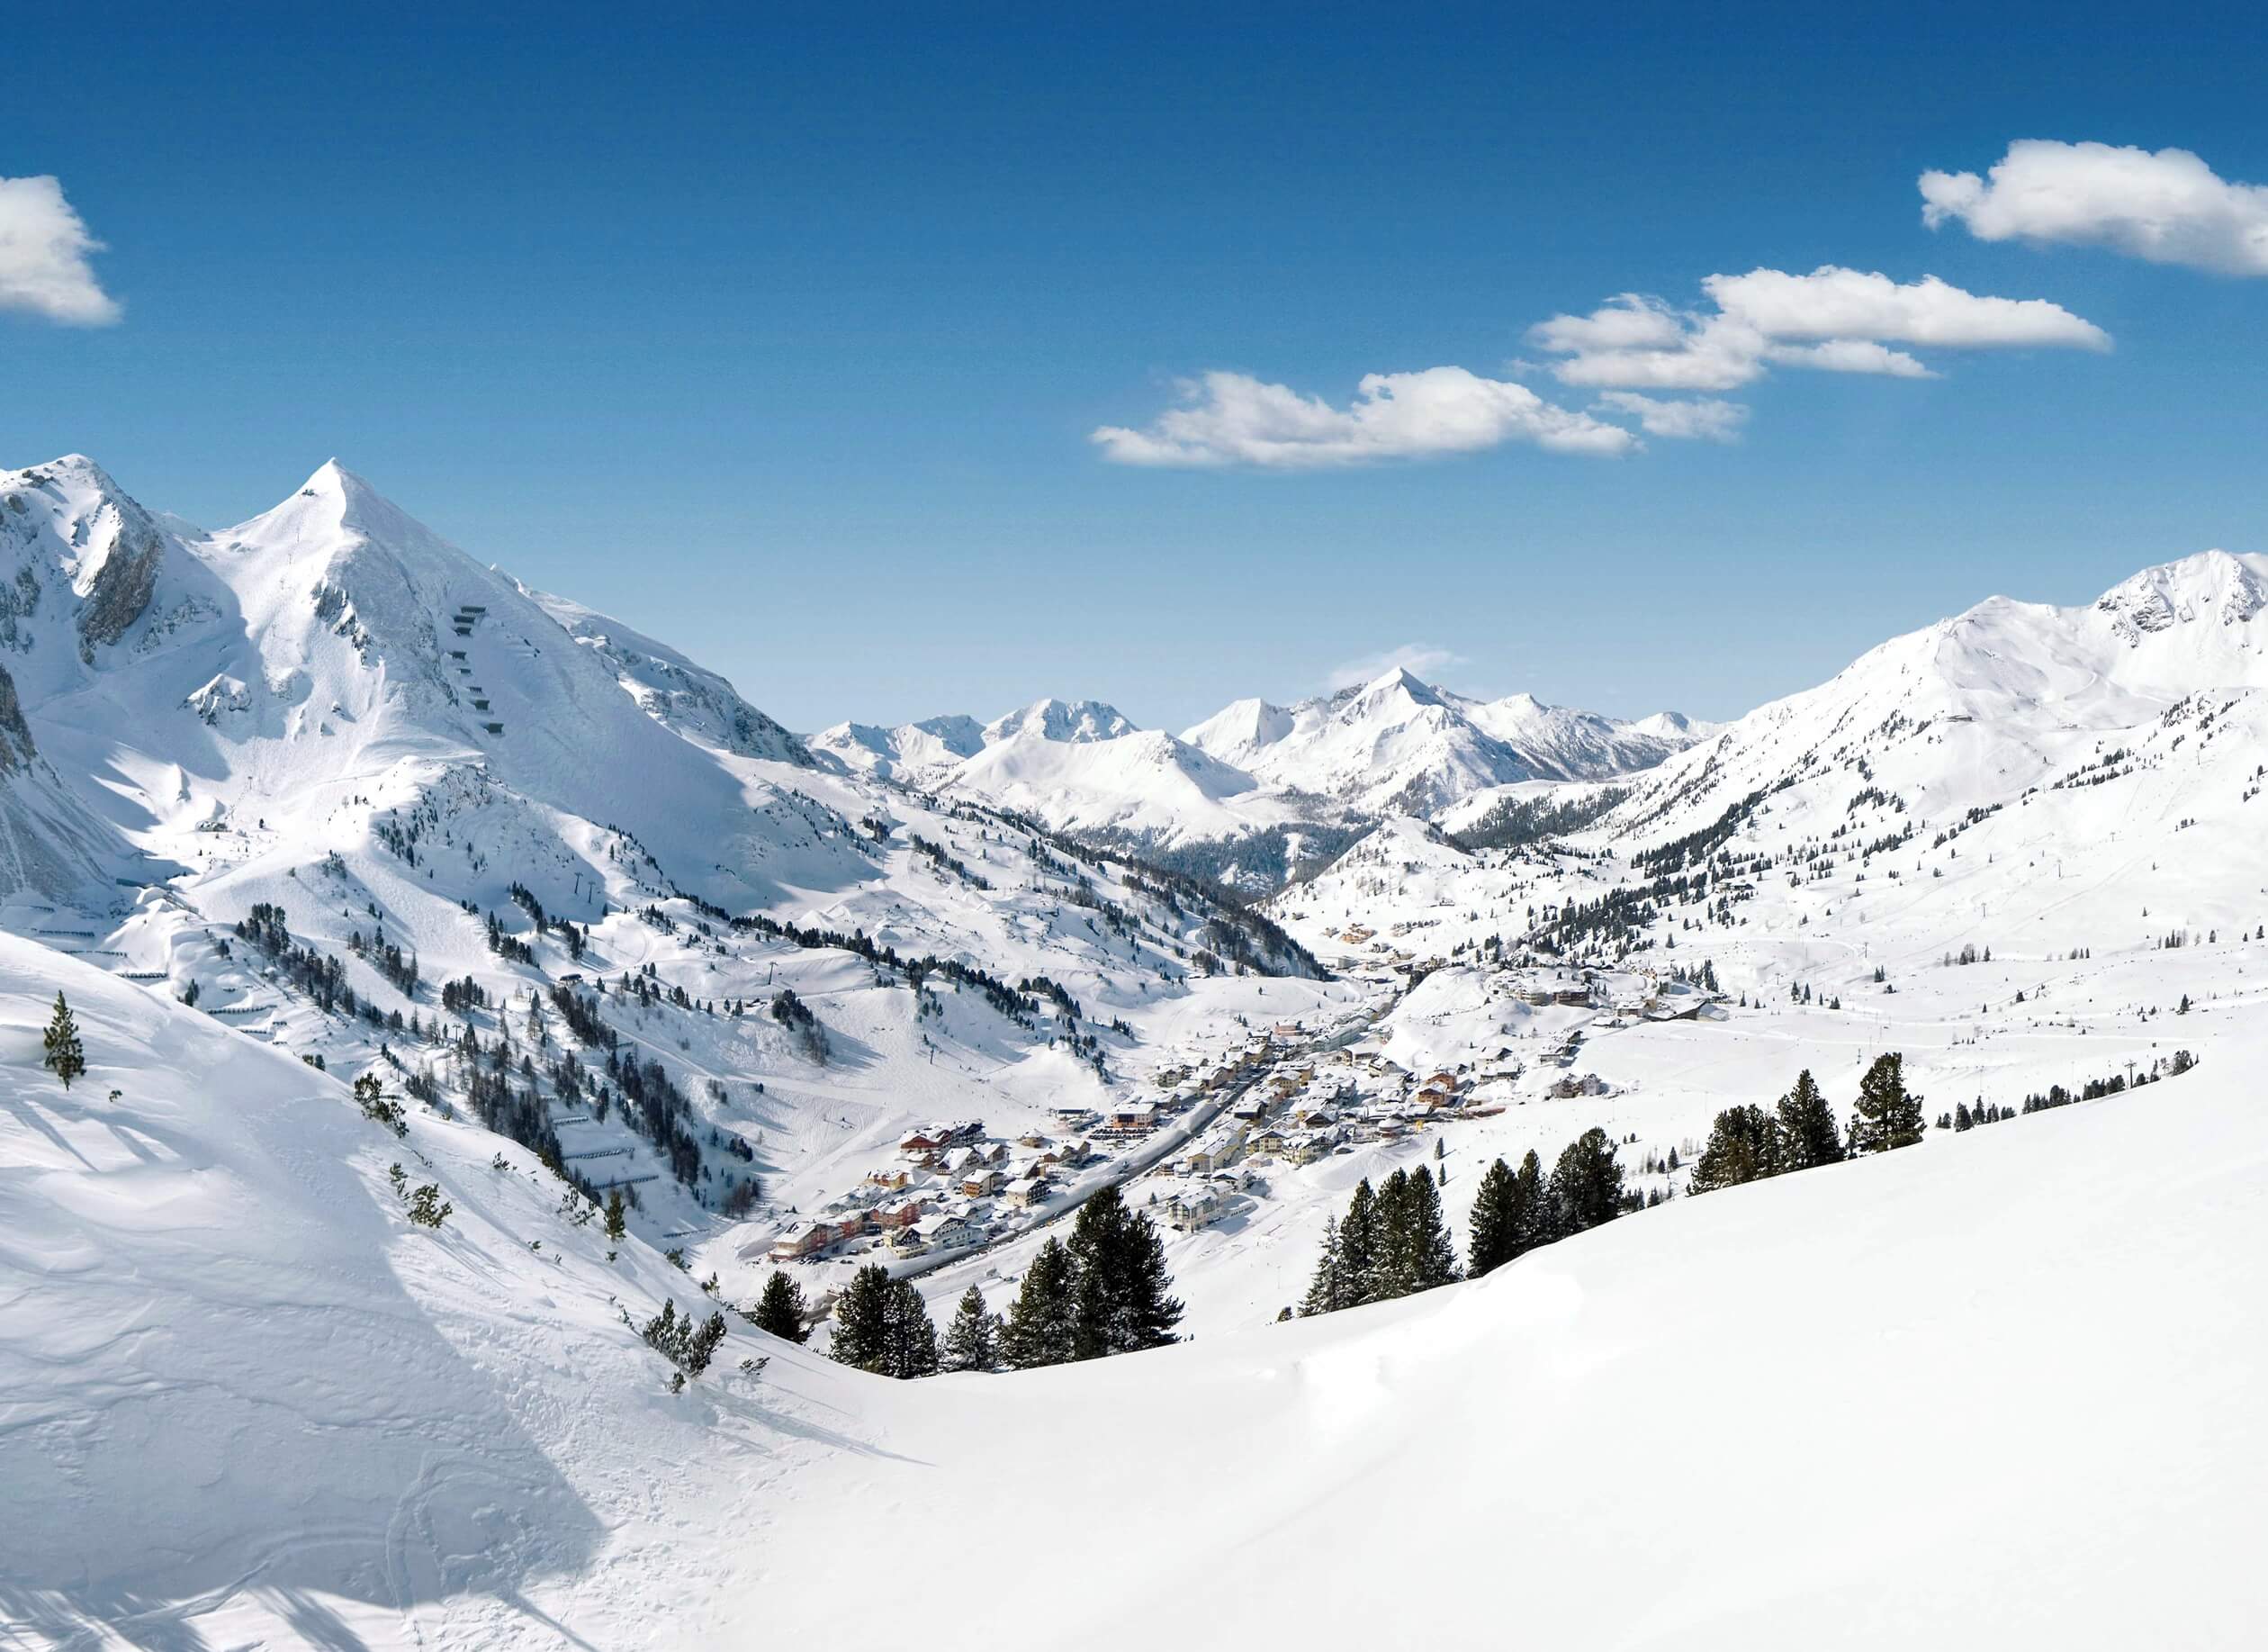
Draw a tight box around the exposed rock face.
[0,662,36,772]
[76,524,164,657]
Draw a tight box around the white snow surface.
[5,925,2264,1647]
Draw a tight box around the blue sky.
[8,0,2268,732]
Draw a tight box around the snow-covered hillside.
[768,1044,2268,1649]
[7,917,2262,1647]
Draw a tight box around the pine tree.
[1371,1169,1417,1298]
[1848,1052,1926,1155]
[1300,1214,1359,1314]
[752,1269,811,1343]
[1774,1069,1843,1170]
[1403,1165,1461,1291]
[1546,1128,1624,1238]
[1688,1104,1780,1194]
[829,1263,896,1372]
[1003,1238,1080,1368]
[1467,1158,1520,1277]
[941,1286,1002,1372]
[1107,1199,1184,1351]
[1339,1178,1382,1304]
[1066,1186,1183,1355]
[1508,1150,1548,1256]
[880,1277,938,1378]
[42,992,85,1091]
[1070,1238,1114,1361]
[604,1187,627,1241]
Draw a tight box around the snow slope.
[523,582,815,765]
[0,930,801,1647]
[766,1046,2268,1650]
[8,921,2262,1647]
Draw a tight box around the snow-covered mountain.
[1274,548,2268,1013]
[1181,668,1708,815]
[0,452,1328,1261]
[8,455,2268,1647]
[9,456,869,919]
[982,695,1134,745]
[1602,547,2268,858]
[810,670,1706,884]
[812,698,1135,784]
[807,712,986,781]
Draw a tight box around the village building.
[1165,1184,1227,1231]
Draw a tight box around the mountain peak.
[222,461,466,580]
[1181,695,1292,758]
[293,458,403,524]
[1372,665,1434,694]
[1343,665,1444,711]
[985,697,1137,745]
[2094,548,2268,642]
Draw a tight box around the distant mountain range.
[809,673,1714,885]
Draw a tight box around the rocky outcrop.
[76,523,164,656]
[0,662,37,772]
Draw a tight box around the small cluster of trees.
[385,1162,452,1228]
[1301,1129,1644,1313]
[1687,1056,1922,1197]
[997,1187,1183,1368]
[1466,1127,1631,1277]
[352,1072,408,1138]
[1300,1163,1462,1312]
[828,1263,940,1378]
[773,1186,1184,1381]
[1686,1069,1848,1194]
[644,1299,728,1389]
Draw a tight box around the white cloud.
[1922,140,2268,275]
[1764,340,1934,377]
[1102,257,2107,472]
[1092,366,1636,468]
[1593,391,1750,442]
[1544,314,1767,391]
[1526,293,1688,356]
[1326,643,1466,691]
[1706,266,2107,350]
[0,176,120,325]
[1530,266,2105,391]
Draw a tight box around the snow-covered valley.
[4,451,2266,1647]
